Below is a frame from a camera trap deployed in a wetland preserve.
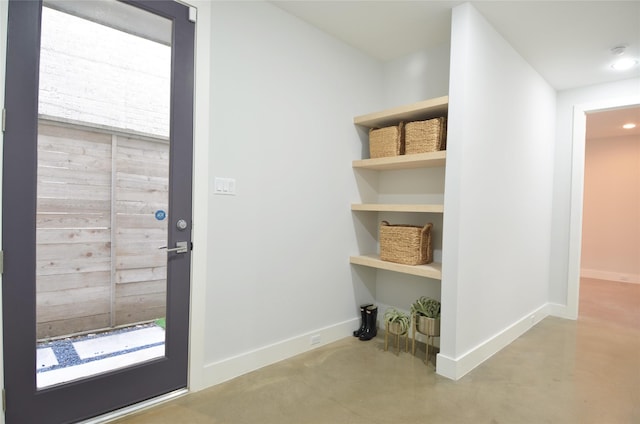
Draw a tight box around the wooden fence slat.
[115,292,166,326]
[38,182,111,201]
[116,188,168,204]
[116,253,166,270]
[37,271,111,293]
[116,267,167,284]
[117,173,168,191]
[116,238,167,249]
[39,122,112,144]
[118,134,169,146]
[117,214,167,229]
[38,314,111,340]
[38,140,112,159]
[39,166,111,186]
[38,172,111,188]
[37,228,110,244]
[117,142,168,155]
[115,293,165,310]
[37,242,111,259]
[115,200,169,214]
[38,150,112,171]
[115,307,166,327]
[37,197,111,213]
[37,286,110,321]
[38,138,112,157]
[116,244,167,258]
[116,159,168,178]
[115,227,167,241]
[115,279,166,297]
[36,257,112,276]
[37,213,110,229]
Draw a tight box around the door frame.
[566,96,640,319]
[0,0,213,421]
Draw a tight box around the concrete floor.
[114,279,640,423]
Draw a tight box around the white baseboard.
[199,302,560,387]
[581,268,640,284]
[201,318,358,387]
[436,303,550,380]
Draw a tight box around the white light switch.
[214,177,236,195]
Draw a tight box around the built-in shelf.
[350,96,448,283]
[354,96,449,128]
[349,254,442,280]
[351,203,444,213]
[352,151,446,170]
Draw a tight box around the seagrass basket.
[404,117,447,154]
[379,221,433,265]
[369,122,404,158]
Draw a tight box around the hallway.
[113,279,640,423]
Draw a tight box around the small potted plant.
[383,307,410,354]
[410,296,441,336]
[383,307,410,335]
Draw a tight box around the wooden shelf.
[351,203,444,213]
[352,151,446,170]
[354,96,448,128]
[350,254,442,280]
[351,96,448,282]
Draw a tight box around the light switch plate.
[214,177,236,195]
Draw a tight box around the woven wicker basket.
[379,221,433,265]
[404,117,447,154]
[369,122,404,158]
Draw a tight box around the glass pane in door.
[35,0,172,389]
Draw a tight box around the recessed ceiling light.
[612,57,638,71]
[610,45,638,71]
[622,123,636,129]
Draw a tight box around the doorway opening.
[578,106,640,328]
[568,101,640,323]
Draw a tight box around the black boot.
[353,304,373,337]
[359,305,378,341]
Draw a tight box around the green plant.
[383,308,410,334]
[154,317,166,329]
[410,296,441,319]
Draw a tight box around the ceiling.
[271,1,640,139]
[271,1,640,92]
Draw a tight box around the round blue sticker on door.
[155,210,167,221]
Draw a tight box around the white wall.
[39,7,171,137]
[549,77,640,316]
[383,44,450,107]
[439,3,555,379]
[581,134,640,283]
[202,1,384,385]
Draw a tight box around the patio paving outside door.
[2,1,194,422]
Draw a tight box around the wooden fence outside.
[36,118,169,339]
